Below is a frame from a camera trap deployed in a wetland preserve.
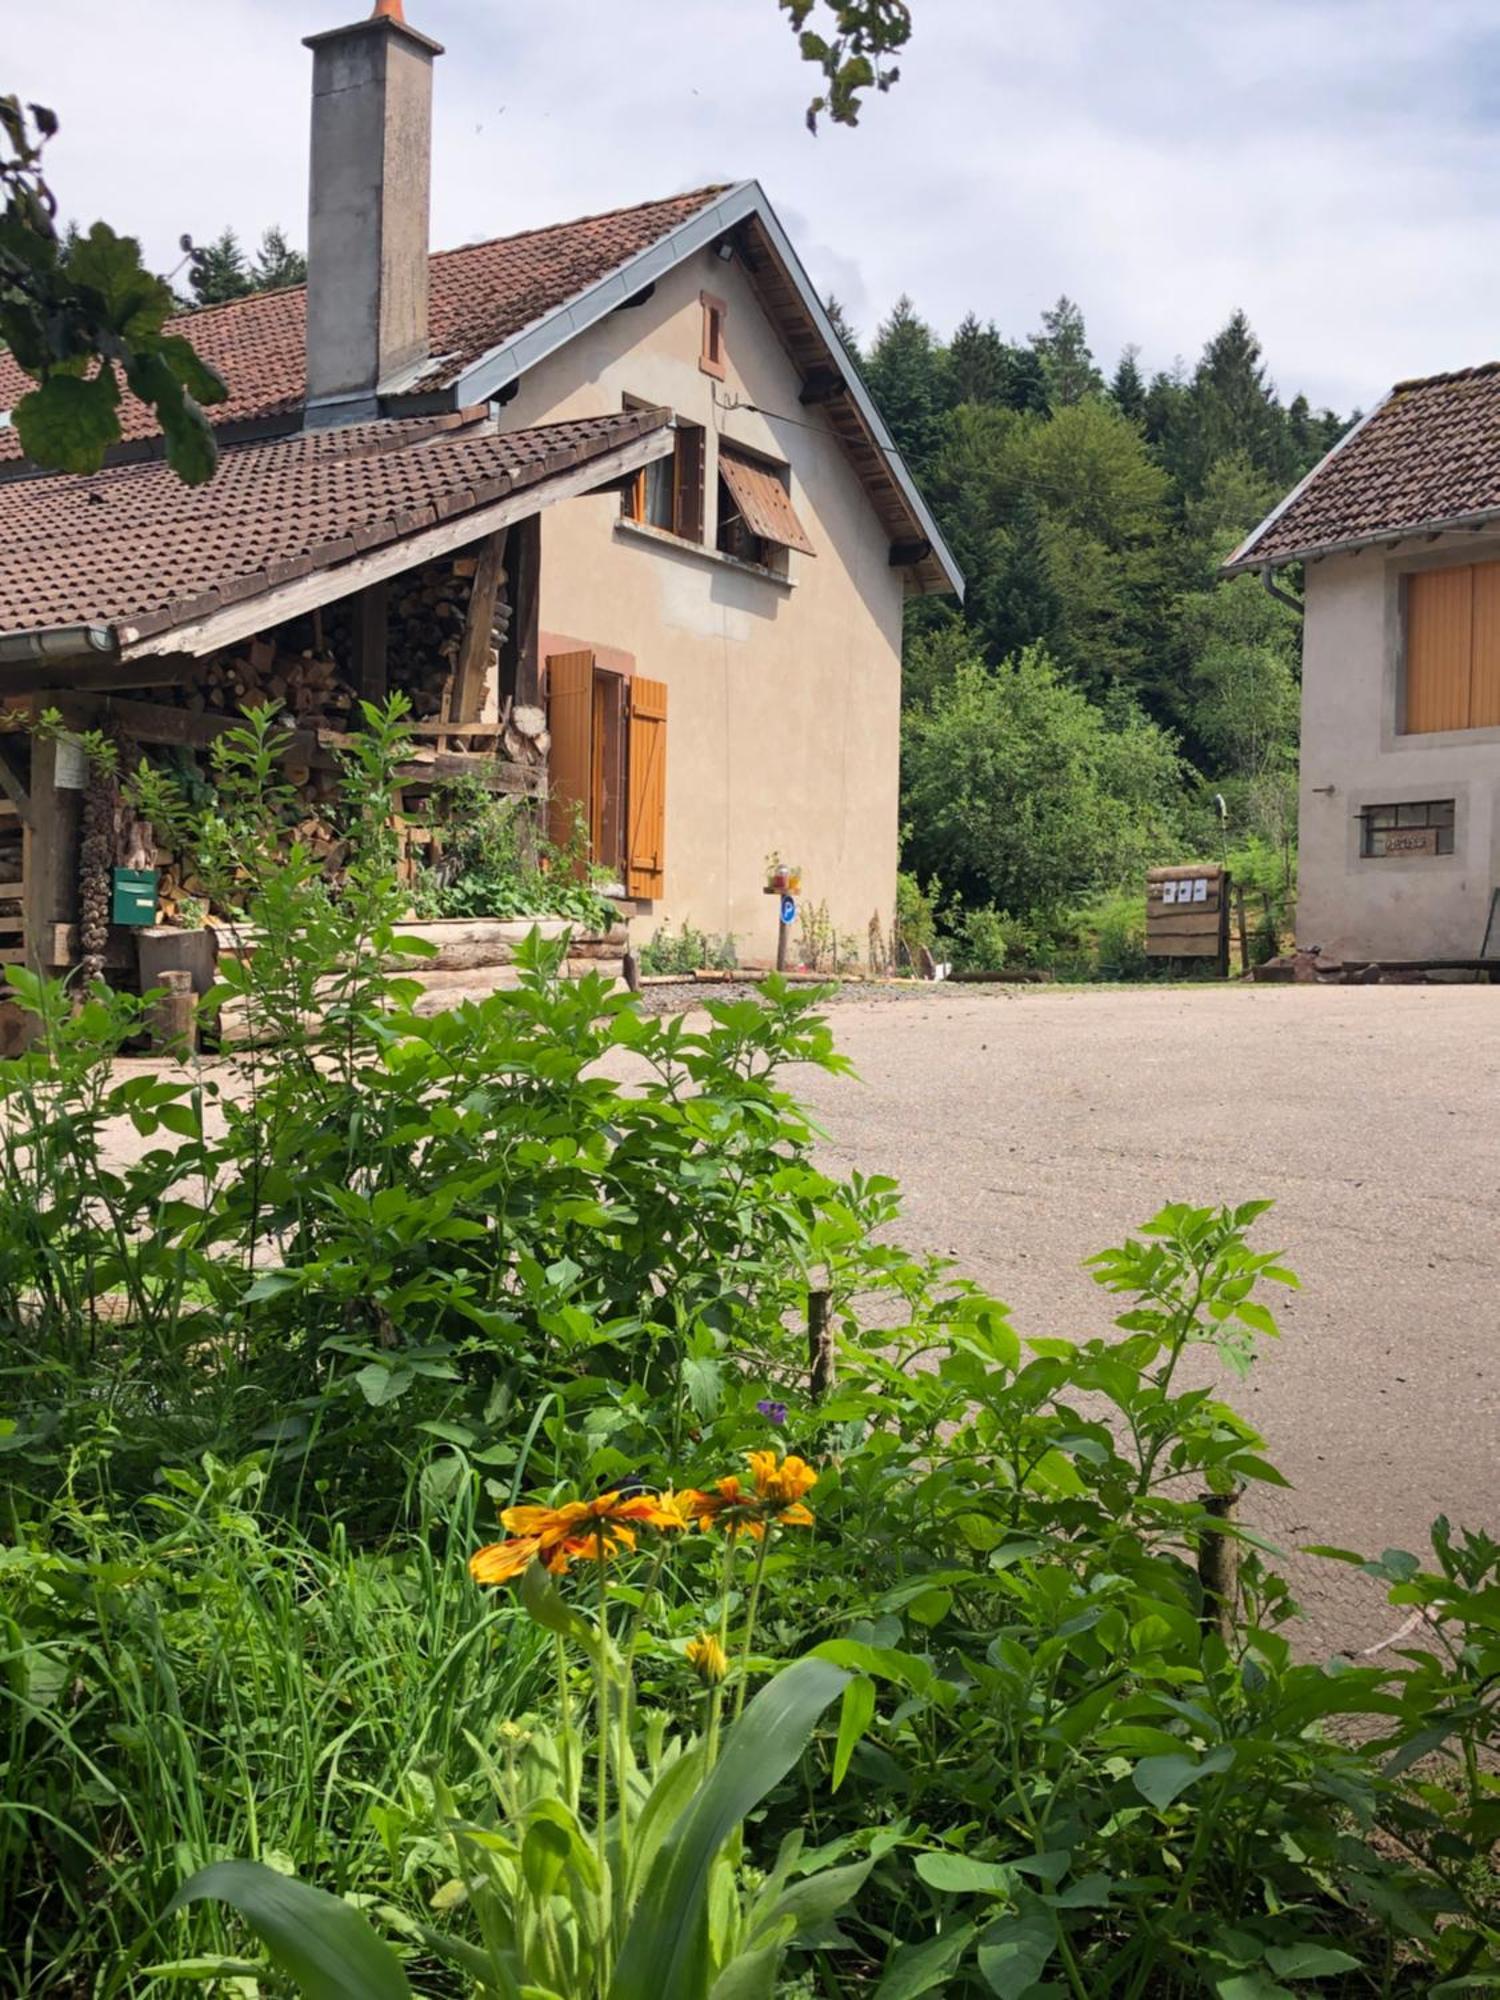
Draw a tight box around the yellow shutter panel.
[1472,561,1500,727]
[1406,567,1473,732]
[626,676,668,900]
[547,650,595,857]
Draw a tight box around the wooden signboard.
[1146,863,1229,971]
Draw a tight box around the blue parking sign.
[780,893,796,926]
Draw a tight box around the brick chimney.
[302,1,443,422]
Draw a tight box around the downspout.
[1260,565,1304,618]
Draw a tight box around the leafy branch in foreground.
[0,94,226,481]
[781,0,912,129]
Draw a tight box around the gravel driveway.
[790,981,1500,1658]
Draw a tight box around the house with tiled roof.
[1226,364,1500,964]
[0,0,958,983]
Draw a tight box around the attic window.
[699,292,727,380]
[620,402,706,543]
[716,446,815,571]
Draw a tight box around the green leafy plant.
[635,922,739,976]
[0,96,226,480]
[407,776,615,930]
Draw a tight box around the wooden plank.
[102,696,324,764]
[1406,565,1473,733]
[1146,933,1222,957]
[449,529,507,724]
[23,734,72,968]
[354,578,388,705]
[0,657,198,699]
[1472,560,1500,727]
[506,512,542,709]
[121,431,672,663]
[1147,911,1225,937]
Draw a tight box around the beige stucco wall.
[1299,534,1500,959]
[496,246,908,962]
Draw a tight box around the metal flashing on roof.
[448,179,964,599]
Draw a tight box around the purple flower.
[756,1398,788,1427]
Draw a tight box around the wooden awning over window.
[717,448,816,556]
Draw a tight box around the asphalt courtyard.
[790,981,1500,1658]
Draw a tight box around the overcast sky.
[12,0,1500,415]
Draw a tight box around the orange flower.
[681,1451,818,1539]
[469,1490,685,1586]
[685,1631,729,1685]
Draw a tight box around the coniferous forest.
[843,293,1349,970]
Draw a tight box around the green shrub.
[635,921,738,975]
[1,705,1494,1996]
[406,773,615,930]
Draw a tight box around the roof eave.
[1221,504,1500,578]
[444,179,965,601]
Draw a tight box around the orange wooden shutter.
[1472,561,1500,727]
[626,676,668,899]
[547,650,595,857]
[1406,567,1473,733]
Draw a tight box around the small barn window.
[1359,799,1455,858]
[699,292,727,379]
[619,412,706,543]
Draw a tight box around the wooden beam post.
[503,513,542,710]
[354,578,388,707]
[449,529,507,724]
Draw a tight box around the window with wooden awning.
[1404,560,1500,732]
[716,447,816,569]
[546,650,667,899]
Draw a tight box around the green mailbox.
[111,868,159,927]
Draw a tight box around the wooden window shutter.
[1406,567,1474,732]
[673,425,705,543]
[626,676,668,899]
[547,650,595,858]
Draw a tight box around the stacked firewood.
[388,552,512,720]
[187,634,357,725]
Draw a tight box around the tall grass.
[2,1457,548,1994]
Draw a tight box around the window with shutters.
[546,650,667,900]
[699,292,727,380]
[715,445,816,575]
[1403,560,1500,733]
[620,408,706,544]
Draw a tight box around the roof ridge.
[1391,360,1500,394]
[164,184,733,338]
[429,183,732,265]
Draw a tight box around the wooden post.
[148,968,197,1057]
[449,529,507,724]
[808,1287,834,1401]
[354,578,388,706]
[503,513,542,709]
[1235,883,1249,975]
[1196,1487,1242,1642]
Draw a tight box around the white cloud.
[11,0,1500,411]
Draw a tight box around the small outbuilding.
[1227,363,1500,966]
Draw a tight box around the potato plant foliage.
[0,708,1494,1995]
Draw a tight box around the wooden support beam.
[354,578,388,705]
[0,657,198,699]
[0,740,33,826]
[449,529,506,724]
[23,734,76,971]
[504,512,542,710]
[100,695,327,766]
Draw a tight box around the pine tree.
[1110,345,1146,423]
[864,295,946,473]
[251,226,307,292]
[1176,310,1291,491]
[185,227,253,306]
[1000,345,1051,417]
[1031,295,1103,406]
[946,313,1010,407]
[823,295,861,363]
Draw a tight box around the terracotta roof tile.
[0,185,727,463]
[1228,363,1500,571]
[0,406,667,640]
